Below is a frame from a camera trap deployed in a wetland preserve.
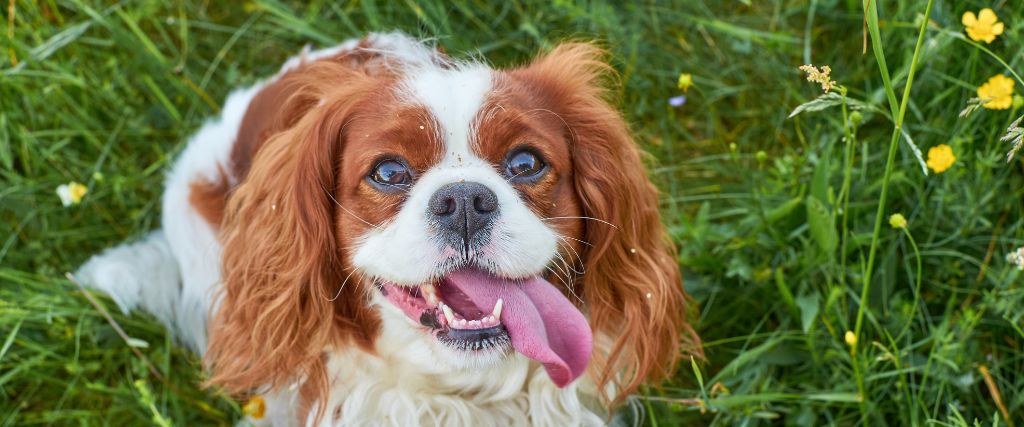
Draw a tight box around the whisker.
[380,182,411,193]
[550,251,575,279]
[329,268,359,301]
[378,198,406,213]
[513,108,579,145]
[506,168,531,181]
[554,252,583,290]
[556,236,586,275]
[545,265,583,305]
[541,216,619,230]
[545,259,584,305]
[553,237,582,273]
[560,235,594,247]
[322,185,380,229]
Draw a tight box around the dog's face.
[338,63,590,380]
[207,40,698,409]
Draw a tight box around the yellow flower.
[844,331,857,347]
[677,73,693,92]
[926,144,956,173]
[56,181,87,206]
[243,396,266,420]
[889,213,907,229]
[978,75,1015,110]
[962,8,1004,44]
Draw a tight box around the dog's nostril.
[428,182,500,244]
[473,195,497,213]
[431,195,457,216]
[438,197,457,215]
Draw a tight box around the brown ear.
[205,63,381,409]
[518,43,702,403]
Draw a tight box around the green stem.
[946,30,1024,86]
[642,386,659,427]
[895,227,922,341]
[837,87,856,289]
[854,0,935,423]
[880,330,917,427]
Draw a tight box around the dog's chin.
[369,263,593,388]
[375,299,513,371]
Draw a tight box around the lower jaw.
[435,325,511,352]
[380,284,511,354]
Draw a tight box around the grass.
[3,0,1024,425]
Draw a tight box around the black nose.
[428,182,499,245]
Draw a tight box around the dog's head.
[206,36,699,412]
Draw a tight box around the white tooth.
[420,284,439,306]
[469,320,480,328]
[457,319,467,328]
[485,315,495,325]
[492,299,503,322]
[441,304,456,325]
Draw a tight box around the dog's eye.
[370,159,412,187]
[506,150,545,180]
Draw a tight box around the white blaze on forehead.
[353,57,559,285]
[399,64,493,161]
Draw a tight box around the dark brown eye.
[506,150,545,180]
[370,159,412,188]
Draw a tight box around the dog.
[76,32,700,426]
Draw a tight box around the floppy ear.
[205,63,381,408]
[519,43,702,403]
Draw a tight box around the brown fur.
[507,43,703,405]
[203,51,414,421]
[188,166,230,228]
[199,39,699,422]
[474,81,585,281]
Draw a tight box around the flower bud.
[849,111,863,127]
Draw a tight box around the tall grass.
[3,1,1024,425]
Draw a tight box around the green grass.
[3,0,1024,425]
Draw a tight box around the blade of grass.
[854,0,935,423]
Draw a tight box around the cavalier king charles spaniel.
[77,32,700,426]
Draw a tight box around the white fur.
[76,231,180,330]
[352,62,560,284]
[292,295,605,427]
[76,33,601,426]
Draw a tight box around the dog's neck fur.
[256,297,608,426]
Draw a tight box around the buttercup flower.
[844,331,857,347]
[677,73,693,92]
[962,8,1004,44]
[56,181,87,206]
[926,144,956,173]
[978,75,1015,110]
[799,64,837,93]
[889,213,907,229]
[243,396,266,420]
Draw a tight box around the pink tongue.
[443,269,592,387]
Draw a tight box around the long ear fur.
[517,43,702,404]
[205,63,381,412]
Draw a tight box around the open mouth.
[381,280,511,352]
[378,268,593,387]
